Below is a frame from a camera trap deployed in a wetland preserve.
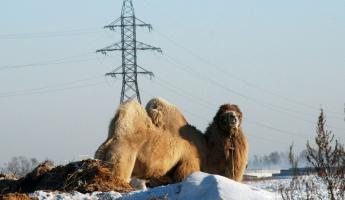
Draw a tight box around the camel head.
[213,104,243,136]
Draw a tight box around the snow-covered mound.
[31,172,280,200]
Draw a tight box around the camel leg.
[173,159,200,182]
[146,175,175,187]
[105,142,138,182]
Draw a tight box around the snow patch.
[31,172,279,200]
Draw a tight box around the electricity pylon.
[97,0,162,104]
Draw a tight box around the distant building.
[244,169,281,180]
[244,167,318,180]
[272,167,317,178]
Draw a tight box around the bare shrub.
[279,145,323,200]
[280,109,345,200]
[306,109,345,200]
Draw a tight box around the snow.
[31,191,122,200]
[30,172,279,200]
[245,179,291,193]
[246,176,330,199]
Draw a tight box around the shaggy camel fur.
[95,99,205,183]
[145,97,188,133]
[204,104,249,181]
[95,97,248,184]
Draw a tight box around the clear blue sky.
[1,0,344,165]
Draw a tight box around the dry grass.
[0,193,37,200]
[0,159,133,196]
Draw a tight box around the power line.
[0,53,115,71]
[0,75,104,96]
[2,24,341,118]
[0,28,103,40]
[152,30,344,117]
[2,26,335,128]
[159,52,345,123]
[157,54,340,132]
[0,81,106,98]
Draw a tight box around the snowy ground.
[30,172,281,200]
[245,178,291,193]
[28,172,333,200]
[246,176,329,200]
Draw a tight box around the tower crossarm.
[136,41,162,53]
[106,71,153,77]
[106,65,154,79]
[137,65,154,78]
[104,17,153,31]
[103,18,121,30]
[104,66,122,77]
[96,42,122,54]
[135,18,153,31]
[96,41,162,54]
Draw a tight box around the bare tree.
[2,156,39,177]
[249,151,290,169]
[306,109,345,200]
[269,151,281,165]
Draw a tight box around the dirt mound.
[0,159,133,196]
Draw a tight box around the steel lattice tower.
[97,0,162,104]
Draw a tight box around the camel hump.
[146,97,188,132]
[146,97,170,129]
[109,100,151,137]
